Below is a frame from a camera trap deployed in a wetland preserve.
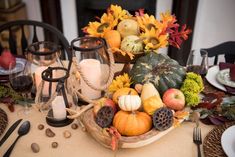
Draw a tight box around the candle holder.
[27,41,63,67]
[26,41,66,98]
[69,37,115,104]
[35,67,74,127]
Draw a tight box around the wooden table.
[0,104,214,157]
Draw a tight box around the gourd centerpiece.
[67,4,198,150]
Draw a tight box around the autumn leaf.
[106,127,121,151]
[174,111,189,119]
[168,24,192,49]
[135,9,145,17]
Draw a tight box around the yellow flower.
[108,73,131,93]
[160,11,175,23]
[86,13,118,37]
[108,4,131,21]
[141,27,168,51]
[136,14,162,32]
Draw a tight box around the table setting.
[0,4,235,157]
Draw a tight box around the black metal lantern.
[35,67,73,127]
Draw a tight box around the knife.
[0,119,23,147]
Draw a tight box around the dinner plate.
[217,69,235,88]
[0,58,26,75]
[205,66,226,91]
[221,125,235,157]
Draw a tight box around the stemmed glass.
[9,60,33,116]
[186,49,209,76]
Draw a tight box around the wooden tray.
[80,109,184,149]
[113,53,144,63]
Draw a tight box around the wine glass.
[9,60,34,116]
[186,49,209,76]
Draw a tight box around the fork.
[193,127,202,157]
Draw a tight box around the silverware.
[3,121,30,157]
[0,119,23,147]
[193,127,202,157]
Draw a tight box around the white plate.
[221,125,235,157]
[217,69,235,88]
[0,58,26,75]
[205,66,226,91]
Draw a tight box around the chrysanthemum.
[85,13,118,37]
[108,4,131,21]
[141,27,168,51]
[108,73,131,93]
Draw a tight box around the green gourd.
[130,52,186,95]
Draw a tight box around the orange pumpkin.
[113,110,152,136]
[104,30,121,48]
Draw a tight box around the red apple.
[162,88,185,111]
[0,49,16,70]
[93,98,117,116]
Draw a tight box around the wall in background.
[156,0,173,54]
[60,0,78,43]
[192,0,235,64]
[22,0,44,40]
[192,0,235,49]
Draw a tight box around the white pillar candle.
[51,96,67,120]
[79,59,101,100]
[34,66,56,96]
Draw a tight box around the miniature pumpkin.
[118,95,141,111]
[104,30,121,48]
[120,35,143,54]
[113,110,152,136]
[117,19,139,38]
[130,52,186,95]
[112,87,138,104]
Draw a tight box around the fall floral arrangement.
[83,4,191,60]
[66,4,195,150]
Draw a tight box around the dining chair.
[200,41,235,65]
[0,20,72,69]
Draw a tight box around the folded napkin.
[219,62,235,94]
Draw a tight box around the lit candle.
[34,66,56,96]
[51,96,67,120]
[79,59,101,99]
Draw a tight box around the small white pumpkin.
[118,95,141,111]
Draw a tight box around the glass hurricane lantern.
[70,37,115,104]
